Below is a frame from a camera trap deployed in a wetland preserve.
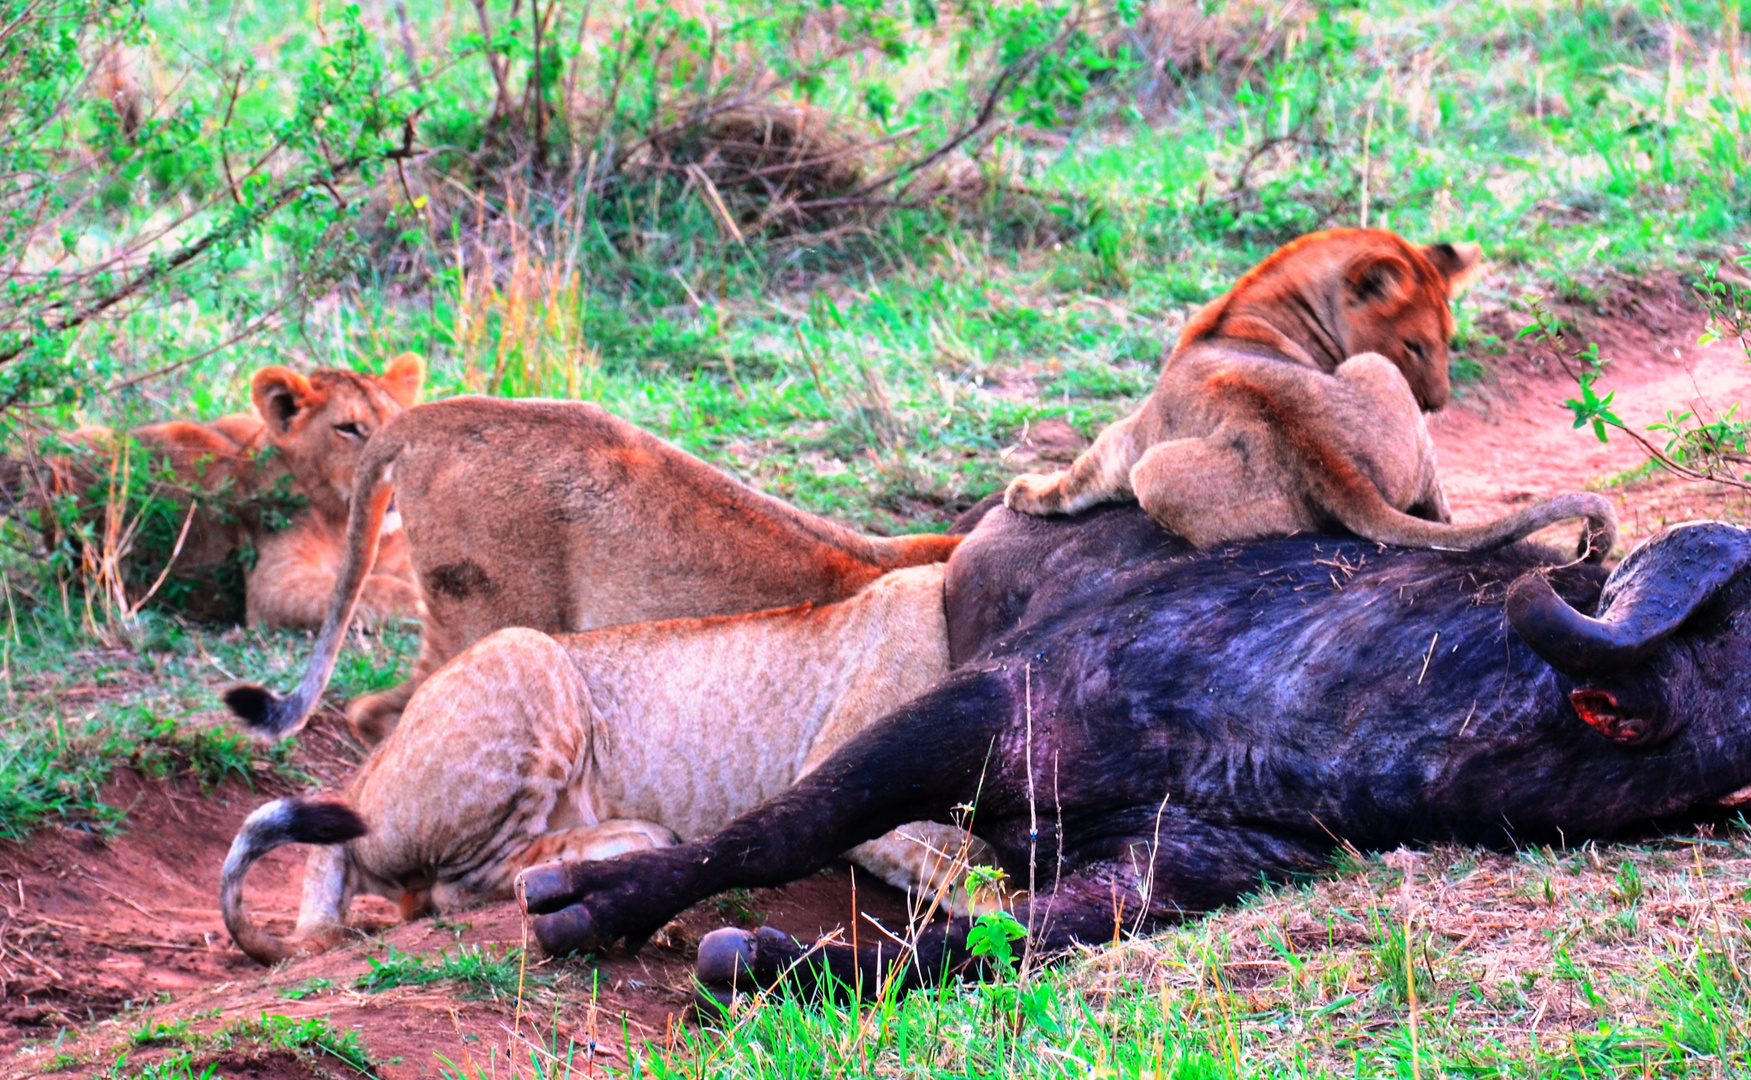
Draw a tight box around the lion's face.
[1333,236,1480,413]
[250,353,424,519]
[1191,229,1483,414]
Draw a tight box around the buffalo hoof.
[532,903,602,957]
[518,862,578,916]
[693,926,801,1018]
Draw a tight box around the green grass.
[103,1013,382,1078]
[0,596,418,838]
[354,943,547,1002]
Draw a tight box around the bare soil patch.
[1433,283,1751,547]
[0,715,922,1077]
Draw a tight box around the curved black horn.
[1507,521,1751,678]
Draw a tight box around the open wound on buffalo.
[1568,688,1651,744]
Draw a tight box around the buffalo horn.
[1506,522,1751,678]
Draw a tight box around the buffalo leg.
[518,670,1015,956]
[695,816,1327,1004]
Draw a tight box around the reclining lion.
[6,357,424,626]
[226,397,962,745]
[1004,229,1616,559]
[220,563,992,964]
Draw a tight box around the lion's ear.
[1344,251,1414,308]
[251,367,316,434]
[379,352,425,407]
[1422,241,1483,292]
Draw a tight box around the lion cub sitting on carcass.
[222,564,986,965]
[1005,229,1616,559]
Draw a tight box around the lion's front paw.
[1003,472,1069,516]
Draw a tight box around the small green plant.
[711,887,761,923]
[219,1013,380,1075]
[354,943,537,999]
[1522,290,1751,491]
[104,1012,379,1079]
[1369,915,1434,1004]
[127,1017,197,1049]
[1697,246,1751,361]
[279,977,333,1001]
[966,909,1028,974]
[964,863,1012,907]
[1611,859,1644,905]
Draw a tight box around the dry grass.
[1070,828,1751,1074]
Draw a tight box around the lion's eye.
[1406,341,1426,360]
[335,422,366,439]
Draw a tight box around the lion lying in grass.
[221,564,991,964]
[6,357,424,626]
[1004,229,1616,559]
[226,397,962,745]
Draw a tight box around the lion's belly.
[584,670,850,841]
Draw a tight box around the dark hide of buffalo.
[519,505,1751,1000]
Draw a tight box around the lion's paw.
[1003,472,1069,516]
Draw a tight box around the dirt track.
[3,291,1748,1077]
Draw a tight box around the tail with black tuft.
[221,797,368,965]
[223,684,304,738]
[224,431,407,740]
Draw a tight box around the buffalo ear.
[251,367,315,434]
[1422,241,1483,292]
[379,352,425,407]
[1344,251,1414,308]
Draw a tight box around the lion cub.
[1005,229,1615,559]
[7,357,424,625]
[221,564,990,965]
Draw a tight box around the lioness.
[1004,229,1616,558]
[6,356,424,627]
[226,398,963,745]
[221,564,991,965]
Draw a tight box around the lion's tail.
[1335,487,1618,562]
[223,429,407,738]
[221,797,367,965]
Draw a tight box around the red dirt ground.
[1430,283,1751,546]
[3,288,1748,1077]
[0,713,925,1078]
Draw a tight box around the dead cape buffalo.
[519,504,1751,999]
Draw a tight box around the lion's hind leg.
[1328,353,1449,522]
[848,823,1006,918]
[1004,411,1140,517]
[1129,432,1301,547]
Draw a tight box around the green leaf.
[967,910,1027,972]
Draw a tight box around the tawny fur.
[12,357,424,626]
[233,397,962,745]
[1004,229,1615,558]
[221,565,992,965]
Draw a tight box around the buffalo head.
[1509,522,1751,746]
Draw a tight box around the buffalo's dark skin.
[520,506,1751,996]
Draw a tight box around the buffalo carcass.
[519,504,1751,997]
